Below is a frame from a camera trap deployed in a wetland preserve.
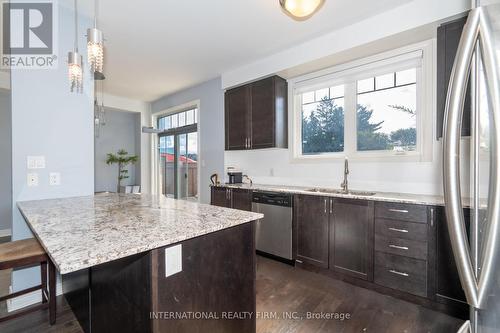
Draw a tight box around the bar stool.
[0,238,56,324]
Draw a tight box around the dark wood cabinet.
[294,195,329,268]
[225,76,287,150]
[231,188,253,211]
[211,186,230,208]
[433,206,469,307]
[210,187,252,211]
[437,14,471,138]
[330,198,374,281]
[225,85,251,150]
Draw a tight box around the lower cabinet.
[330,198,374,281]
[211,186,229,207]
[294,195,329,268]
[231,188,253,211]
[210,187,252,211]
[434,206,469,306]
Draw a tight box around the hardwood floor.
[0,256,464,333]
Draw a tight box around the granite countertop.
[17,193,263,274]
[215,183,466,207]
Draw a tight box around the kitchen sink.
[305,188,376,196]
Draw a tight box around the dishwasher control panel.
[252,192,292,207]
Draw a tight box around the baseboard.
[0,228,11,238]
[7,282,63,313]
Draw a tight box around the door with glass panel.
[157,108,198,200]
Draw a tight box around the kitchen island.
[17,193,263,333]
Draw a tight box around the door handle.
[443,7,500,309]
[324,199,327,214]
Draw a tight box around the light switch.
[27,173,39,187]
[27,156,45,169]
[165,244,182,277]
[49,172,61,186]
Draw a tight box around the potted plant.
[106,149,139,193]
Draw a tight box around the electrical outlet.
[165,244,182,277]
[27,156,45,169]
[27,173,39,187]
[49,172,61,186]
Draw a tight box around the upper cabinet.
[436,14,471,139]
[225,76,288,150]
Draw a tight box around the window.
[156,107,199,201]
[356,69,417,152]
[301,85,345,154]
[157,108,197,131]
[292,42,433,161]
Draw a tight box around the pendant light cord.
[94,0,98,28]
[74,0,78,51]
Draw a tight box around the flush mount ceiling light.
[279,0,325,20]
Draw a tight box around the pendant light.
[68,0,83,93]
[279,0,324,20]
[87,0,104,75]
[94,77,106,138]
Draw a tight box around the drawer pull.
[389,269,409,277]
[388,227,409,233]
[388,208,409,213]
[389,244,409,250]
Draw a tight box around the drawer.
[375,234,427,260]
[375,202,427,223]
[374,252,427,298]
[375,218,428,242]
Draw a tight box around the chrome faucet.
[340,157,349,193]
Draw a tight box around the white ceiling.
[97,0,410,102]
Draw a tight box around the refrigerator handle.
[443,6,500,310]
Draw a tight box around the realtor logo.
[1,0,58,69]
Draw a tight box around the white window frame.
[150,100,201,200]
[289,40,435,163]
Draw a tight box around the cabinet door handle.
[329,199,333,214]
[430,207,434,227]
[324,199,327,214]
[389,269,409,277]
[388,227,409,233]
[389,244,409,251]
[388,208,409,213]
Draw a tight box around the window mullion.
[344,81,357,157]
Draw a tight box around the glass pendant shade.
[68,51,83,93]
[87,27,104,73]
[279,0,324,19]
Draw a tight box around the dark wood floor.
[0,256,464,333]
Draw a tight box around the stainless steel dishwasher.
[252,191,293,262]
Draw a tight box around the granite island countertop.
[214,183,475,207]
[17,193,263,274]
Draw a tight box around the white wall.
[94,109,141,192]
[0,88,11,233]
[11,1,94,292]
[221,0,469,89]
[98,93,151,194]
[151,78,224,204]
[225,140,474,196]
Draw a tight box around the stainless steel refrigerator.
[443,0,500,332]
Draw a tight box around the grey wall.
[11,3,94,292]
[151,77,224,204]
[0,88,11,232]
[95,109,141,192]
